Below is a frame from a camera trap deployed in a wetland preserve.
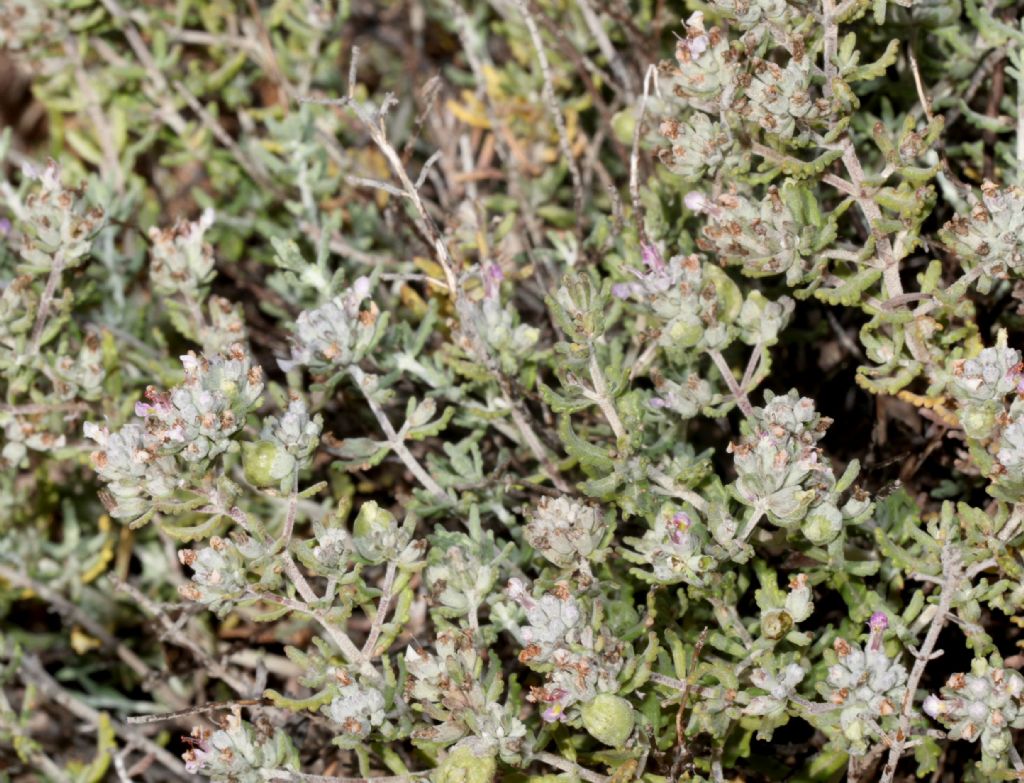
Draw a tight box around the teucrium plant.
[6,0,1024,781]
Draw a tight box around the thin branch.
[362,560,397,658]
[28,249,66,356]
[65,38,125,192]
[630,65,659,245]
[533,751,609,783]
[300,94,459,296]
[251,590,376,682]
[112,577,253,696]
[586,349,627,442]
[127,699,267,724]
[513,0,586,236]
[262,771,428,783]
[574,0,636,100]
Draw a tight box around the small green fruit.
[352,500,398,563]
[434,744,497,783]
[242,440,295,487]
[580,693,635,747]
[802,503,843,545]
[961,406,996,441]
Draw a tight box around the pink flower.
[182,730,213,773]
[669,511,692,545]
[868,611,889,631]
[483,264,504,300]
[540,688,571,723]
[641,244,666,273]
[684,191,709,213]
[868,611,888,651]
[612,282,638,299]
[134,388,171,418]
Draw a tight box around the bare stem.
[587,349,627,442]
[362,560,397,658]
[0,565,189,710]
[113,576,253,695]
[28,250,66,356]
[820,0,930,365]
[253,590,375,681]
[630,65,659,244]
[533,751,609,783]
[262,771,428,783]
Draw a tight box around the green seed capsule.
[242,440,295,487]
[580,693,635,747]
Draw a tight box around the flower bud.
[525,497,608,568]
[761,610,793,640]
[580,693,635,747]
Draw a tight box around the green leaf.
[847,39,900,82]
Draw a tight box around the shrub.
[3,1,1024,781]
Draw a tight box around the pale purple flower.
[684,191,710,213]
[669,511,692,545]
[134,388,172,418]
[688,35,709,57]
[0,217,10,237]
[868,611,888,651]
[483,264,504,300]
[922,694,945,718]
[182,732,213,773]
[351,275,372,302]
[641,244,666,273]
[540,688,571,723]
[612,282,638,299]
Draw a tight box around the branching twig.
[28,249,66,357]
[708,349,754,417]
[362,560,397,658]
[16,653,189,780]
[586,348,627,442]
[0,565,189,710]
[630,65,659,246]
[112,577,253,696]
[127,699,267,724]
[349,365,452,502]
[513,0,586,236]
